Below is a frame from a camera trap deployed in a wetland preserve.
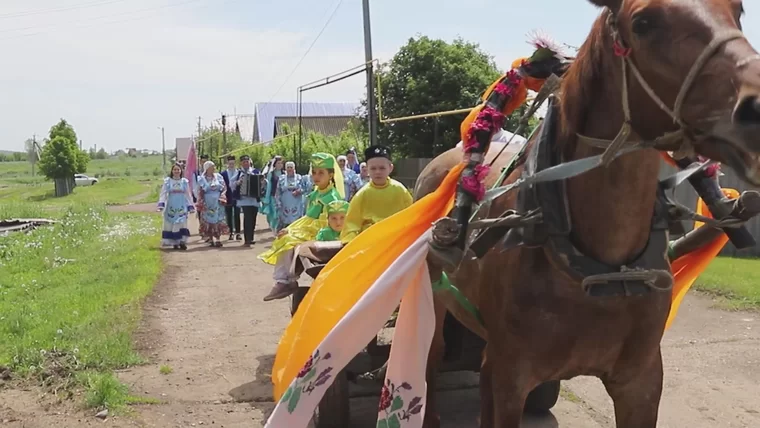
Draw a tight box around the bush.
[247,124,367,174]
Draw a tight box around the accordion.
[240,172,265,199]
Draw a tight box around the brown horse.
[414,0,760,427]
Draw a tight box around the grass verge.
[694,256,760,310]
[0,204,162,411]
[0,178,158,207]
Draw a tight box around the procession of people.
[157,146,398,253]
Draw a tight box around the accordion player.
[239,171,265,200]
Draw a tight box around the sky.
[0,0,758,153]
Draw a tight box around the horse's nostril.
[733,96,760,125]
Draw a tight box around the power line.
[264,0,345,103]
[0,0,128,20]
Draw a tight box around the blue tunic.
[157,177,194,245]
[198,173,227,225]
[276,173,305,227]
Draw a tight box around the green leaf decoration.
[390,396,404,412]
[376,419,389,428]
[303,367,317,383]
[388,414,401,428]
[281,386,293,403]
[287,387,302,413]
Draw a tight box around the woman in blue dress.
[274,161,304,231]
[197,161,229,247]
[157,163,195,250]
[261,155,285,232]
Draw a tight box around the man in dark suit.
[220,155,242,241]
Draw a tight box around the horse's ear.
[587,0,622,10]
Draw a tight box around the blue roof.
[253,102,361,142]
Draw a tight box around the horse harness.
[438,8,760,299]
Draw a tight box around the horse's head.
[587,0,760,184]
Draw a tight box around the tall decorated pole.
[429,38,570,269]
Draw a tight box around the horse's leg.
[422,296,447,428]
[603,348,664,428]
[487,347,526,428]
[479,345,494,428]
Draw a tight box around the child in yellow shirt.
[340,145,413,243]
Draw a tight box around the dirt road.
[1,206,759,427]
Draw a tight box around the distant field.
[0,155,166,209]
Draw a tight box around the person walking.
[230,155,265,247]
[221,155,242,241]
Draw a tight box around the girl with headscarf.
[261,155,284,232]
[260,153,344,301]
[157,163,195,250]
[275,161,304,231]
[196,160,229,247]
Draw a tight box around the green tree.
[49,119,78,144]
[38,136,81,179]
[367,36,539,158]
[38,119,89,180]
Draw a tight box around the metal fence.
[394,157,760,258]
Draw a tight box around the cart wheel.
[524,380,560,414]
[311,369,350,428]
[291,287,310,316]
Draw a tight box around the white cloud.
[0,0,380,152]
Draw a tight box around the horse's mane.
[558,10,613,148]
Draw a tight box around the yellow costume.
[340,178,413,243]
[258,154,344,265]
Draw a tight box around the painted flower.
[297,355,313,378]
[378,384,392,411]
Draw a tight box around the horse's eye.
[631,15,654,35]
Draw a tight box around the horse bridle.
[576,8,760,165]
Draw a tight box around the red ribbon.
[613,41,631,57]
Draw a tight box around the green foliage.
[195,124,248,162]
[0,152,26,162]
[243,123,365,174]
[367,35,539,158]
[37,119,89,180]
[48,118,78,143]
[38,136,81,179]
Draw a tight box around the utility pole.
[158,126,166,169]
[79,139,82,150]
[32,134,36,176]
[362,0,378,148]
[197,116,203,160]
[221,114,227,156]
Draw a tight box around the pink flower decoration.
[460,164,491,201]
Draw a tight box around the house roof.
[253,102,361,142]
[274,116,359,138]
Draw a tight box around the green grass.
[694,257,760,310]
[0,178,159,207]
[159,365,173,375]
[0,155,166,181]
[0,204,162,409]
[0,155,165,208]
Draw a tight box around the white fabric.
[273,249,297,284]
[202,161,215,174]
[265,230,435,428]
[455,128,527,149]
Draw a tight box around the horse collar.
[514,99,674,297]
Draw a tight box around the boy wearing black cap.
[340,145,413,243]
